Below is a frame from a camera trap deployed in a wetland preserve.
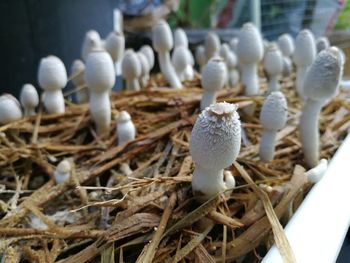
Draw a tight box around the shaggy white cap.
[0,94,23,124]
[20,84,39,110]
[293,29,316,66]
[260,91,288,130]
[38,56,67,91]
[264,44,283,76]
[316,37,330,53]
[152,20,173,53]
[104,31,125,62]
[201,57,227,92]
[122,50,142,80]
[172,46,189,72]
[277,33,294,57]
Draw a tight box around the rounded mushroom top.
[136,52,150,77]
[316,36,330,53]
[236,23,263,64]
[0,94,23,124]
[190,102,241,170]
[152,20,173,53]
[122,50,142,79]
[140,45,155,69]
[172,46,189,72]
[201,57,227,92]
[117,111,131,123]
[226,51,238,69]
[293,29,316,66]
[303,47,343,101]
[71,60,85,87]
[20,84,39,108]
[38,56,67,91]
[85,51,115,92]
[219,43,231,61]
[204,32,220,59]
[260,91,287,130]
[104,31,125,62]
[174,28,188,48]
[81,30,102,61]
[56,159,71,174]
[195,45,206,66]
[264,44,284,76]
[229,38,238,53]
[277,33,294,57]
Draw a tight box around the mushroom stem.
[89,91,111,134]
[158,52,182,89]
[192,165,225,197]
[296,66,308,99]
[259,130,277,162]
[126,78,140,91]
[43,90,65,114]
[267,76,279,93]
[241,63,259,96]
[200,90,217,110]
[299,99,323,167]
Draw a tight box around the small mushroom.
[172,46,189,82]
[122,50,141,91]
[38,55,67,114]
[264,44,284,93]
[200,57,227,110]
[152,20,182,89]
[81,30,103,62]
[195,45,206,73]
[190,102,241,199]
[220,43,239,87]
[20,84,39,116]
[140,45,155,70]
[229,37,238,53]
[136,51,150,88]
[53,159,71,184]
[0,94,22,125]
[204,32,220,62]
[70,60,88,104]
[104,32,125,63]
[259,91,288,162]
[174,28,188,48]
[316,36,330,53]
[299,47,342,167]
[277,33,294,58]
[117,111,136,146]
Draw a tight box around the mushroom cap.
[219,43,231,61]
[104,31,125,62]
[316,37,330,53]
[260,91,288,130]
[226,51,237,69]
[70,59,85,87]
[264,44,284,76]
[277,33,294,57]
[20,84,39,108]
[174,28,188,48]
[81,30,103,61]
[229,38,238,53]
[172,46,189,71]
[293,29,316,66]
[117,110,131,123]
[195,45,206,66]
[190,102,241,170]
[152,20,173,53]
[136,52,150,77]
[85,51,115,92]
[204,32,220,59]
[140,45,155,69]
[236,23,264,64]
[201,57,227,92]
[0,94,23,124]
[303,47,343,101]
[56,159,71,174]
[38,56,67,91]
[122,50,142,79]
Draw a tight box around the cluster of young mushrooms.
[0,13,344,205]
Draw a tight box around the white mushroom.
[195,45,206,72]
[20,84,39,116]
[136,52,150,88]
[299,47,342,167]
[264,44,284,93]
[81,30,103,62]
[53,159,71,184]
[316,36,330,53]
[0,94,22,125]
[38,56,67,114]
[104,31,125,69]
[259,91,288,162]
[174,28,188,48]
[190,102,241,199]
[172,46,189,82]
[140,45,155,70]
[229,37,238,53]
[70,60,88,104]
[204,32,220,62]
[220,43,239,87]
[305,158,328,183]
[117,111,136,146]
[277,33,294,57]
[85,51,115,134]
[293,29,316,99]
[152,20,182,89]
[200,57,227,110]
[122,50,141,91]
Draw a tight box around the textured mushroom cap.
[277,33,294,57]
[85,51,115,92]
[226,51,237,69]
[260,91,288,130]
[152,20,173,53]
[140,45,155,69]
[136,52,150,76]
[0,94,23,124]
[264,44,284,76]
[38,56,67,91]
[219,43,231,61]
[316,37,330,53]
[20,84,39,108]
[172,46,188,71]
[70,60,85,87]
[195,45,206,66]
[122,50,142,79]
[201,57,227,92]
[204,32,220,59]
[190,102,241,170]
[81,30,102,61]
[293,29,316,66]
[56,160,71,174]
[229,38,238,53]
[303,47,343,101]
[331,46,346,66]
[117,111,131,123]
[236,23,264,64]
[174,28,188,47]
[104,31,125,62]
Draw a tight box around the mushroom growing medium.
[85,51,115,134]
[70,60,88,104]
[200,57,227,110]
[190,102,241,199]
[53,160,71,184]
[264,44,284,93]
[299,47,342,167]
[122,50,141,91]
[20,84,39,116]
[204,31,220,62]
[117,111,136,146]
[0,94,22,125]
[81,30,103,62]
[259,91,288,162]
[293,29,316,99]
[152,20,182,89]
[38,55,67,114]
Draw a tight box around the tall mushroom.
[70,60,88,104]
[204,31,220,62]
[264,44,284,93]
[152,20,182,89]
[190,102,241,199]
[0,94,22,125]
[20,84,39,116]
[122,50,141,91]
[81,30,103,62]
[299,47,343,167]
